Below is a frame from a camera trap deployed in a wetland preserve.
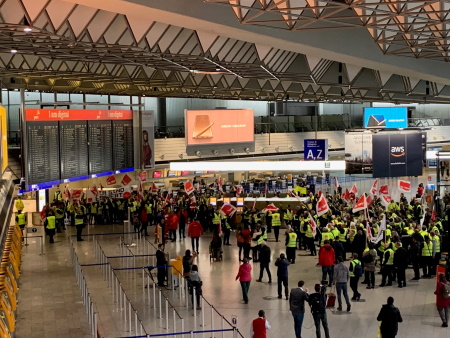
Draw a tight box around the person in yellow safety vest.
[421,235,434,277]
[429,231,441,275]
[145,201,153,227]
[387,201,400,213]
[44,210,56,243]
[330,225,339,240]
[54,205,65,232]
[385,226,392,239]
[305,220,316,256]
[419,226,429,239]
[320,228,334,246]
[223,215,232,246]
[261,224,268,242]
[129,198,138,215]
[379,243,395,287]
[298,214,308,250]
[349,253,362,301]
[270,211,281,242]
[15,210,27,230]
[282,205,293,227]
[15,195,24,212]
[74,205,86,242]
[212,209,222,234]
[285,228,297,263]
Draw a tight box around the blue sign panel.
[304,139,328,160]
[363,107,408,129]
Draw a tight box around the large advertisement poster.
[344,132,373,174]
[372,133,424,178]
[141,110,155,170]
[0,107,7,174]
[363,107,407,129]
[185,109,255,155]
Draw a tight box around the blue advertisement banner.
[363,107,408,129]
[304,139,328,160]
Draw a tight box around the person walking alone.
[250,310,271,338]
[318,240,335,286]
[349,253,362,301]
[434,274,450,327]
[188,217,203,253]
[308,284,330,338]
[289,280,309,338]
[333,256,351,312]
[275,253,290,299]
[236,258,252,304]
[256,241,272,283]
[377,296,403,338]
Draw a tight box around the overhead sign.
[304,139,328,160]
[26,109,132,121]
[363,107,407,129]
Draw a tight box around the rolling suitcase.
[326,286,336,308]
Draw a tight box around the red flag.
[138,171,147,182]
[370,178,379,195]
[366,224,373,240]
[122,185,132,199]
[352,195,367,213]
[264,184,268,197]
[431,205,436,222]
[121,174,132,186]
[350,184,358,195]
[64,185,71,200]
[308,213,317,237]
[236,185,244,197]
[106,175,116,186]
[379,185,389,195]
[342,188,350,202]
[184,180,194,195]
[90,184,99,196]
[165,190,171,205]
[316,194,329,216]
[366,194,372,206]
[71,189,83,200]
[262,203,278,213]
[151,183,158,194]
[398,180,411,192]
[40,207,47,220]
[380,195,392,207]
[334,177,339,189]
[220,203,237,217]
[218,177,223,192]
[137,181,144,202]
[318,190,322,197]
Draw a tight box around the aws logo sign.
[391,146,405,157]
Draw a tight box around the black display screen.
[60,121,89,179]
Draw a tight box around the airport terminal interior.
[4,0,450,338]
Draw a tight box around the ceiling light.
[23,27,32,32]
[10,49,17,54]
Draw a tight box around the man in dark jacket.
[409,237,421,280]
[275,253,290,299]
[394,242,408,288]
[256,241,272,283]
[377,296,403,338]
[156,244,167,287]
[290,280,309,338]
[308,284,330,338]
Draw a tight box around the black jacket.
[275,258,290,278]
[393,247,408,268]
[259,245,271,264]
[377,304,403,335]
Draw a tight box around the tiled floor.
[14,203,450,338]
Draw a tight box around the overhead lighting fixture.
[170,160,346,172]
[23,27,32,32]
[10,49,17,54]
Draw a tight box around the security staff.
[286,228,297,264]
[270,211,281,242]
[379,243,394,287]
[74,204,86,242]
[15,210,27,230]
[349,253,361,301]
[15,195,24,212]
[212,209,222,234]
[282,205,293,227]
[420,235,434,278]
[305,220,317,256]
[320,228,334,246]
[44,210,56,243]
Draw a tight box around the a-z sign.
[304,139,328,161]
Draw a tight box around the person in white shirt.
[250,310,271,338]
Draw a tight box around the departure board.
[88,120,113,175]
[112,120,134,170]
[60,121,88,179]
[27,121,60,184]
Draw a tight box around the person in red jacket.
[435,274,450,327]
[177,207,189,239]
[251,310,271,338]
[319,240,335,286]
[139,206,149,237]
[188,217,204,253]
[168,212,179,242]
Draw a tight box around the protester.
[188,217,203,253]
[250,310,271,338]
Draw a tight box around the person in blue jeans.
[333,256,351,312]
[289,280,309,338]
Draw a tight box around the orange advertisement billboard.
[185,109,254,146]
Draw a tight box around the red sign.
[90,184,98,196]
[379,185,389,195]
[221,203,237,217]
[262,203,279,213]
[316,194,329,216]
[381,195,392,207]
[106,176,116,186]
[352,195,367,213]
[398,180,411,192]
[25,109,132,121]
[71,189,83,200]
[350,184,358,195]
[151,183,159,194]
[121,174,132,186]
[342,188,350,202]
[138,172,147,182]
[184,180,194,194]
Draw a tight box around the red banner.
[316,194,329,216]
[342,188,350,202]
[26,109,132,121]
[379,185,389,195]
[398,180,411,192]
[262,203,279,213]
[138,172,147,182]
[106,175,116,186]
[350,184,358,195]
[184,180,194,194]
[121,174,132,186]
[352,195,367,213]
[221,203,237,217]
[151,183,159,194]
[381,195,392,207]
[370,178,379,195]
[71,189,83,200]
[90,184,99,196]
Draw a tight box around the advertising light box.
[185,109,255,155]
[304,139,328,160]
[363,107,408,129]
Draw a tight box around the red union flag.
[366,194,372,206]
[121,174,132,186]
[262,203,279,213]
[221,203,237,217]
[316,194,329,216]
[90,184,99,196]
[123,185,132,199]
[352,194,367,213]
[151,183,158,194]
[342,188,350,202]
[370,178,379,195]
[381,195,392,207]
[350,184,358,195]
[106,175,116,186]
[184,180,194,195]
[334,177,339,189]
[398,180,411,192]
[308,213,317,237]
[236,185,244,197]
[71,189,83,200]
[379,185,389,195]
[366,224,373,240]
[138,172,147,182]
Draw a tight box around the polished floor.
[13,204,450,338]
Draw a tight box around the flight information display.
[25,109,134,188]
[112,120,134,171]
[60,121,88,180]
[88,120,113,175]
[27,121,60,185]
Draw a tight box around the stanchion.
[193,287,197,317]
[173,309,176,333]
[181,318,185,338]
[159,289,162,319]
[211,305,215,338]
[201,297,205,327]
[185,280,189,308]
[153,283,156,310]
[222,317,225,338]
[129,301,132,333]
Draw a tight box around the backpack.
[442,283,450,299]
[350,260,362,278]
[309,293,325,314]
